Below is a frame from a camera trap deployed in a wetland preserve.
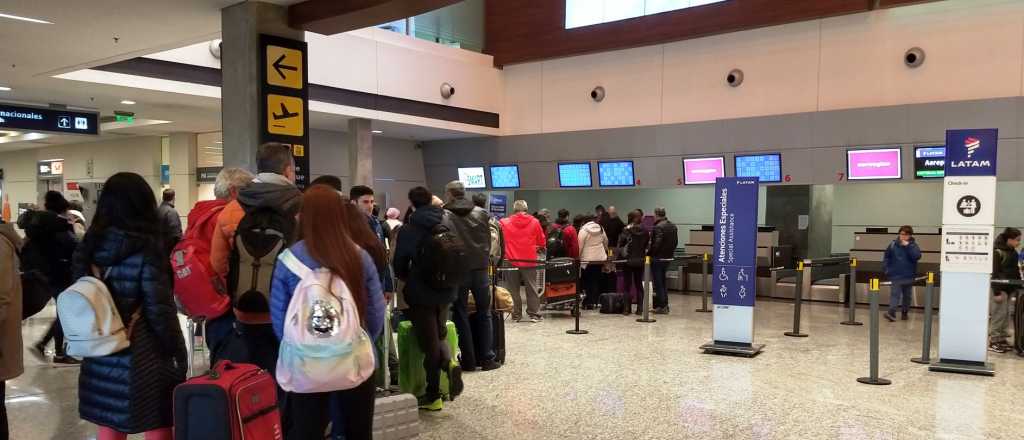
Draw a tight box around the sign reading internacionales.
[259,34,310,188]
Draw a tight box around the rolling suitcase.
[372,297,420,440]
[397,320,459,400]
[599,292,625,314]
[173,361,282,440]
[491,268,506,364]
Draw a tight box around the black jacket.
[649,218,678,260]
[602,215,626,247]
[157,201,182,254]
[20,210,77,293]
[617,224,650,268]
[393,207,458,306]
[444,197,491,271]
[993,242,1021,292]
[72,228,186,433]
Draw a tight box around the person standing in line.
[25,191,79,365]
[617,210,650,316]
[71,172,187,440]
[649,207,678,314]
[0,219,24,440]
[883,225,922,322]
[577,215,609,310]
[444,181,500,372]
[384,207,403,236]
[500,200,547,323]
[157,189,182,255]
[988,227,1021,353]
[602,206,626,250]
[393,187,464,411]
[553,209,580,260]
[472,193,504,267]
[270,185,385,440]
[350,186,396,308]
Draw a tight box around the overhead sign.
[941,176,996,226]
[0,103,99,135]
[846,148,902,180]
[196,166,223,183]
[38,159,64,179]
[914,146,946,179]
[260,34,310,188]
[945,129,997,177]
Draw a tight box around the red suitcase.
[174,361,282,440]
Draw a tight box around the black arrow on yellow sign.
[272,54,298,80]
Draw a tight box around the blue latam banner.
[711,177,759,307]
[945,128,998,177]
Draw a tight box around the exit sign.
[115,114,135,123]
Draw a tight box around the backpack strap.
[278,249,312,279]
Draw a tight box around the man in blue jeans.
[884,225,922,321]
[444,181,501,371]
[648,207,678,314]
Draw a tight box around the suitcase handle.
[208,360,238,379]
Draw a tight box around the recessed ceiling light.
[0,12,52,24]
[372,130,383,134]
[120,100,136,105]
[0,86,10,91]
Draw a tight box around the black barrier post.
[567,261,590,335]
[637,257,657,323]
[858,278,892,385]
[911,273,936,364]
[785,261,809,337]
[841,258,863,326]
[696,253,712,313]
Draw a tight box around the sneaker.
[52,356,81,366]
[884,313,896,322]
[479,359,502,371]
[997,341,1014,351]
[445,363,464,399]
[989,342,1009,353]
[529,317,539,323]
[417,396,443,411]
[30,342,49,363]
[901,312,909,321]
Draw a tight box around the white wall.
[501,0,1024,135]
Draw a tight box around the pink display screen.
[683,157,725,184]
[846,148,902,180]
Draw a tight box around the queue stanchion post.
[911,273,936,364]
[567,260,590,335]
[841,258,863,326]
[637,257,657,323]
[858,278,892,385]
[696,252,712,313]
[784,261,809,337]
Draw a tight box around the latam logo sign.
[945,128,998,177]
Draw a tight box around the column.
[221,1,303,171]
[168,132,198,214]
[348,118,373,187]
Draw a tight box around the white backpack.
[275,249,376,393]
[57,267,137,358]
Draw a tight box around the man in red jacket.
[500,200,546,322]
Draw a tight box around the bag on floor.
[229,206,293,324]
[57,266,139,357]
[467,285,514,313]
[599,292,624,314]
[171,203,230,319]
[275,250,376,393]
[173,360,282,440]
[397,320,461,400]
[491,310,506,365]
[373,392,420,440]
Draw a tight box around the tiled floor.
[7,295,1024,439]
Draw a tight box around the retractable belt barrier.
[840,258,863,326]
[912,273,938,365]
[696,253,712,313]
[858,278,892,386]
[784,261,809,338]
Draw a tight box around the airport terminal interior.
[2,0,1024,439]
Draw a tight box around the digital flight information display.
[490,165,521,188]
[558,162,592,187]
[457,167,486,188]
[598,161,635,187]
[734,154,782,183]
[847,148,902,180]
[914,146,946,179]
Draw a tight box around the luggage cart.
[543,258,580,315]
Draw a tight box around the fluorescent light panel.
[0,12,52,24]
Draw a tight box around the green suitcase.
[397,320,460,400]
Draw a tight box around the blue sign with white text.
[711,177,759,307]
[489,194,507,219]
[945,129,998,177]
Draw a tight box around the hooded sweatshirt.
[393,206,458,306]
[500,212,546,268]
[210,173,302,276]
[577,221,609,266]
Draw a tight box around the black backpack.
[229,207,294,324]
[415,215,468,290]
[546,227,567,259]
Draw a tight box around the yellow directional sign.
[266,45,303,89]
[292,144,305,157]
[267,94,304,137]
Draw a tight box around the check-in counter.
[848,230,941,307]
[680,226,786,296]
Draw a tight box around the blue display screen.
[735,154,782,183]
[558,162,592,187]
[598,161,635,187]
[490,165,520,188]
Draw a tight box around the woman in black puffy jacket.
[617,210,650,316]
[70,172,186,440]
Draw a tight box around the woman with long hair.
[989,227,1022,353]
[270,184,385,440]
[71,173,186,440]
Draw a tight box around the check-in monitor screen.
[558,162,592,188]
[683,157,725,185]
[847,148,902,180]
[598,161,635,187]
[457,167,486,188]
[735,154,782,183]
[490,165,520,188]
[914,146,945,179]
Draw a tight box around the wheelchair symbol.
[719,268,729,281]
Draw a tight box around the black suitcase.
[491,269,507,364]
[599,292,624,314]
[546,257,579,284]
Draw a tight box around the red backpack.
[171,201,230,319]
